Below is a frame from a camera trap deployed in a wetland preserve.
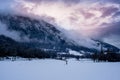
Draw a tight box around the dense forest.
[0,35,120,62]
[0,35,57,59]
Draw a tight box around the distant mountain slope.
[93,40,119,52]
[0,13,119,54]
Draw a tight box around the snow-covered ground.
[0,59,120,80]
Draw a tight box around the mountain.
[0,14,96,52]
[0,35,57,58]
[93,40,120,52]
[0,13,119,57]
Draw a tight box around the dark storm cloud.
[98,21,120,48]
[0,0,119,11]
[106,0,120,3]
[101,6,119,17]
[24,0,120,3]
[113,11,120,17]
[25,0,81,3]
[93,21,120,41]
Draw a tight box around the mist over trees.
[0,35,57,59]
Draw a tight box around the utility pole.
[97,42,103,54]
[100,43,103,54]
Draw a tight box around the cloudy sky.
[0,0,120,48]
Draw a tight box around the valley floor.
[0,59,120,80]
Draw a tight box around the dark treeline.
[91,49,120,62]
[0,35,82,61]
[89,41,120,62]
[0,35,57,59]
[0,35,120,62]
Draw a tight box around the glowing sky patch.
[13,0,120,38]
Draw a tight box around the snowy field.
[0,59,120,80]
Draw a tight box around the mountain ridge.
[0,13,119,55]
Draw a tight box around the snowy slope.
[0,13,119,54]
[0,13,96,53]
